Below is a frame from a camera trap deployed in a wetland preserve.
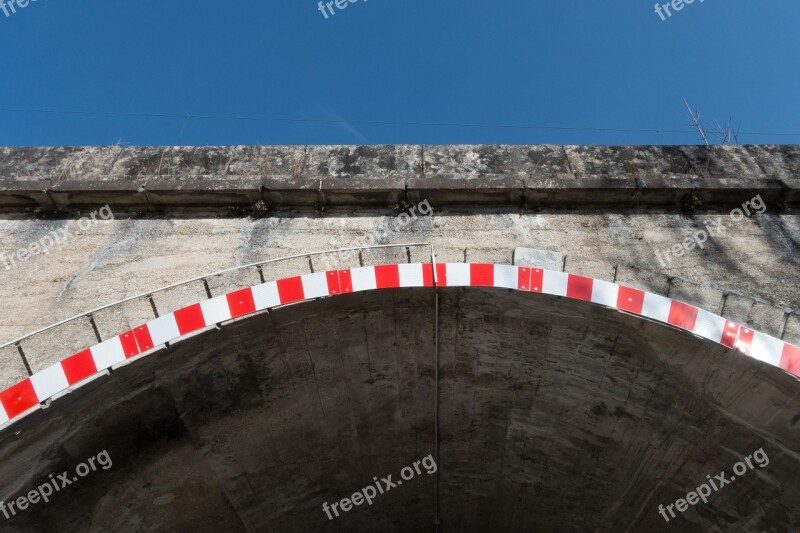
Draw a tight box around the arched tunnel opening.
[0,286,797,532]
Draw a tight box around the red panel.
[174,304,206,335]
[518,267,531,291]
[667,301,699,331]
[61,349,98,385]
[617,286,645,314]
[119,330,140,358]
[133,325,155,352]
[276,276,305,304]
[375,265,401,289]
[780,344,800,375]
[226,288,256,318]
[338,270,353,294]
[422,263,434,287]
[470,264,494,287]
[531,269,544,293]
[567,275,594,302]
[435,263,447,286]
[0,379,39,419]
[326,270,341,295]
[721,321,739,348]
[735,327,755,355]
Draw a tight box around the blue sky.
[0,0,798,146]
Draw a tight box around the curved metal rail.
[0,242,436,354]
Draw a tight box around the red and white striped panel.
[1,263,798,428]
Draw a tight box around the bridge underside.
[0,288,797,532]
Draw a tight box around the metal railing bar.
[0,242,432,350]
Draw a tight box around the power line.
[1,106,799,137]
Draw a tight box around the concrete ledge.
[0,145,797,211]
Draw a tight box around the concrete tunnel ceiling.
[0,262,799,532]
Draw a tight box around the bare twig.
[684,99,709,145]
[713,118,731,144]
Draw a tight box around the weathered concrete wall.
[1,146,797,359]
[1,213,798,372]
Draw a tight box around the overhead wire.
[2,107,800,137]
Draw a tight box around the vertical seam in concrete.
[44,188,57,210]
[299,145,309,179]
[302,322,327,421]
[432,245,440,532]
[562,147,578,179]
[108,146,123,174]
[155,148,166,178]
[420,145,426,180]
[678,147,699,179]
[632,176,643,209]
[139,184,154,213]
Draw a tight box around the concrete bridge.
[0,145,798,532]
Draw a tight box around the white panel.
[750,332,784,367]
[398,263,424,287]
[146,314,181,346]
[693,309,727,343]
[542,270,568,297]
[200,296,232,325]
[301,272,331,299]
[641,293,672,323]
[590,279,619,308]
[91,337,126,371]
[252,281,280,310]
[30,364,69,400]
[350,266,377,292]
[493,264,518,289]
[446,263,470,287]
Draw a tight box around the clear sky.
[0,0,798,146]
